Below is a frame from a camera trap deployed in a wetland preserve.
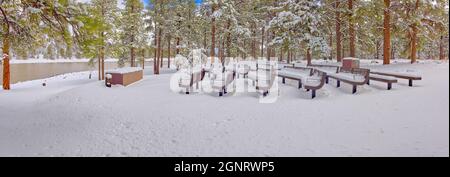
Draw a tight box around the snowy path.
[0,62,448,157]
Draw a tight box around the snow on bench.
[106,67,142,74]
[370,70,422,86]
[328,72,366,83]
[369,74,398,90]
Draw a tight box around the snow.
[328,72,366,83]
[0,61,448,157]
[370,74,398,81]
[106,67,142,74]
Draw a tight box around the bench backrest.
[191,70,206,85]
[225,71,236,86]
[309,64,340,73]
[284,66,314,76]
[340,67,370,84]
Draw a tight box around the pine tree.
[120,0,146,67]
[1,0,82,90]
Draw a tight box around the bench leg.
[282,77,285,84]
[325,77,329,84]
[298,81,302,89]
[337,80,341,88]
[352,85,357,94]
[409,79,413,87]
[388,83,392,90]
[312,90,316,99]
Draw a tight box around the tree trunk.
[410,0,420,64]
[329,31,333,60]
[349,0,356,58]
[131,47,136,67]
[226,19,231,57]
[383,0,391,65]
[210,5,216,63]
[177,37,180,54]
[251,24,256,59]
[168,37,171,68]
[100,31,105,80]
[2,24,10,90]
[142,49,145,69]
[376,40,380,59]
[287,50,291,64]
[439,36,444,60]
[280,48,283,62]
[411,26,417,63]
[261,26,265,59]
[157,28,162,72]
[154,38,157,74]
[98,53,102,80]
[335,1,342,62]
[306,48,312,66]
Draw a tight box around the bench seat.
[370,70,422,87]
[369,74,398,90]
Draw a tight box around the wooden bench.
[105,67,143,87]
[249,69,277,97]
[277,67,326,99]
[327,68,370,94]
[236,64,250,79]
[368,74,398,90]
[211,71,236,96]
[309,64,340,74]
[278,66,313,89]
[179,69,206,94]
[303,70,327,99]
[370,71,422,87]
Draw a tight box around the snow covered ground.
[0,60,448,157]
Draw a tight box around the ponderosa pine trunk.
[177,37,180,54]
[261,26,265,59]
[329,31,333,60]
[226,19,231,57]
[439,36,444,60]
[349,0,356,58]
[251,24,256,59]
[2,24,10,90]
[142,49,145,69]
[383,0,391,65]
[154,35,157,73]
[306,48,312,66]
[168,37,171,68]
[210,5,216,63]
[157,28,162,73]
[411,26,417,63]
[410,0,420,64]
[335,1,342,62]
[100,31,105,80]
[280,48,283,62]
[98,53,102,80]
